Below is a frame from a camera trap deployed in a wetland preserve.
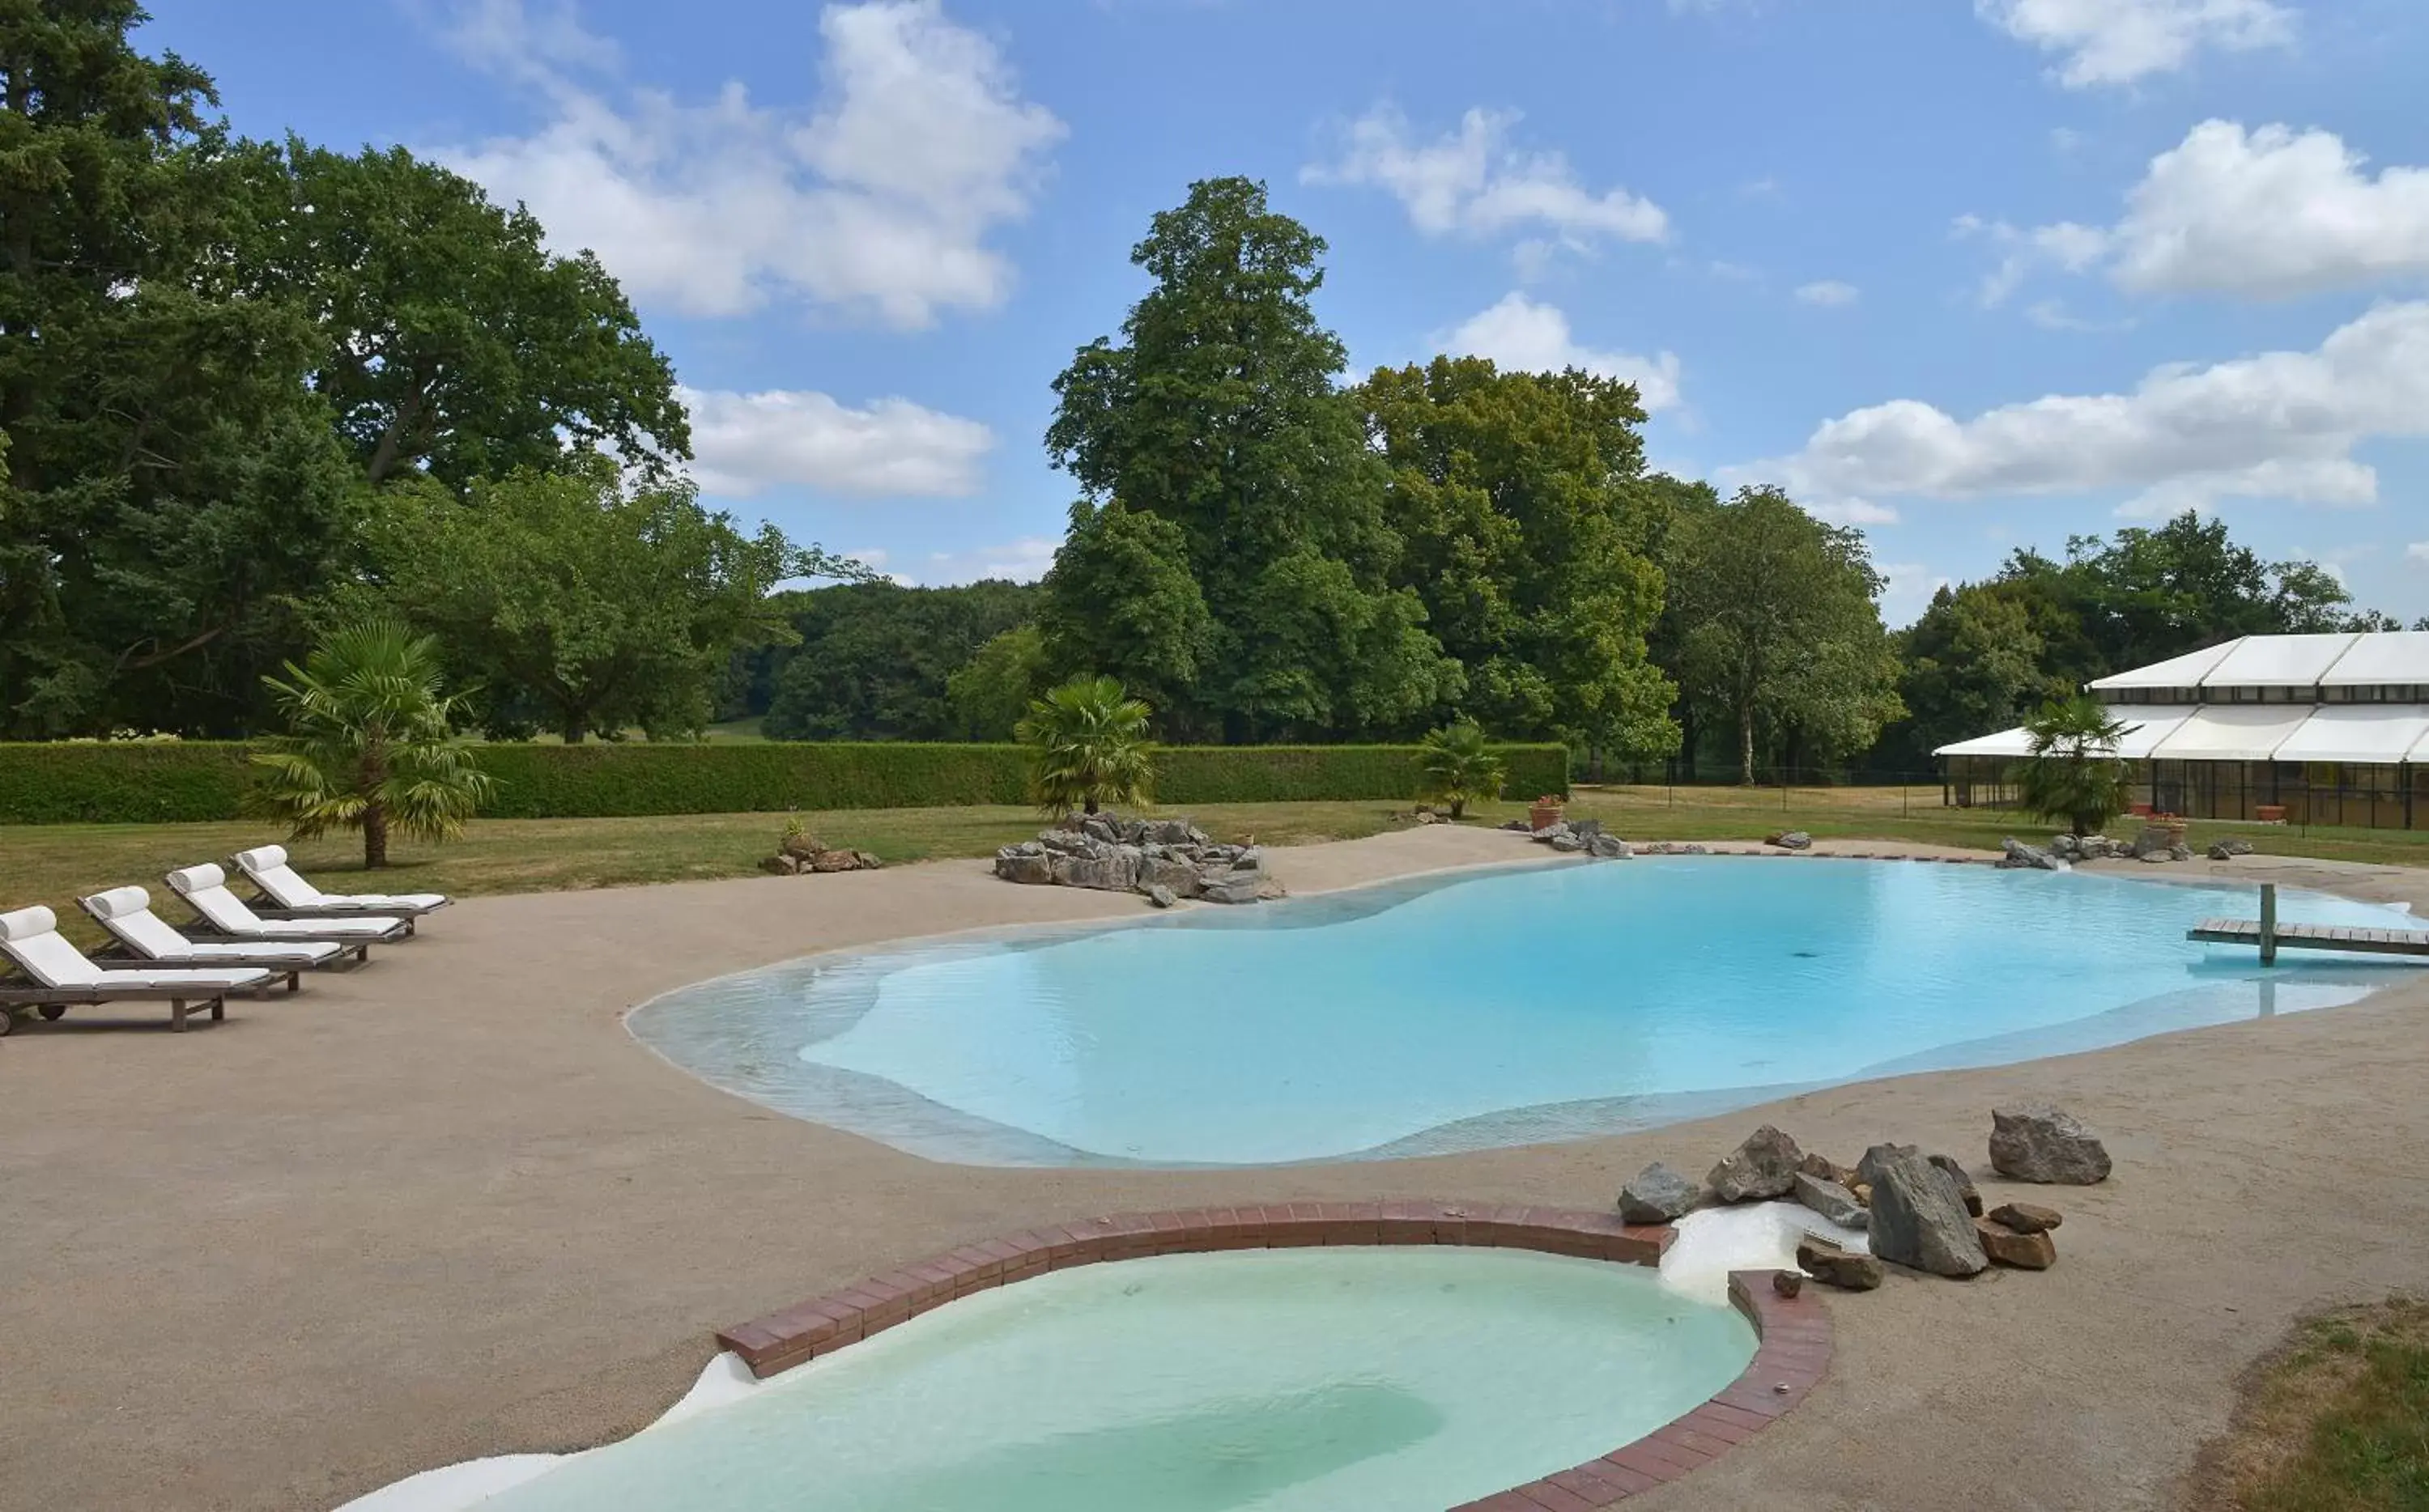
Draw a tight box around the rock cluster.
[1611,1108,2105,1289]
[2208,837,2255,860]
[1529,818,1631,860]
[993,813,1280,907]
[1767,830,1813,850]
[2046,833,2121,862]
[2049,828,2206,864]
[760,831,881,875]
[1636,841,1712,856]
[1989,1104,2112,1184]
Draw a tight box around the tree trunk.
[364,805,389,869]
[560,720,586,745]
[1083,794,1100,815]
[1739,701,1758,787]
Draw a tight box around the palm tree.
[1414,720,1506,820]
[253,618,495,868]
[2012,696,2134,838]
[1017,674,1155,816]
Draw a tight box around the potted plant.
[1529,794,1567,832]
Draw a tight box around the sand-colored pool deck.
[3,826,2427,1512]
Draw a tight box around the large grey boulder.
[2208,838,2254,860]
[1199,872,1266,905]
[1708,1124,1804,1203]
[1865,1147,1988,1276]
[1587,834,1632,860]
[993,845,1054,885]
[1793,1172,1868,1230]
[1053,846,1141,892]
[1856,1142,1919,1189]
[1138,855,1204,898]
[1144,884,1177,909]
[1928,1153,1984,1217]
[1989,1105,2112,1184]
[1768,830,1813,850]
[1999,837,2061,871]
[1617,1162,1699,1223]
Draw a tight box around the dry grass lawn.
[2189,1297,2429,1510]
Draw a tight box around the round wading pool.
[466,1247,1758,1512]
[630,857,2417,1166]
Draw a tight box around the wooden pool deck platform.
[2189,884,2429,962]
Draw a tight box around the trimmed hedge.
[0,740,1569,825]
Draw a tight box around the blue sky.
[155,0,2429,622]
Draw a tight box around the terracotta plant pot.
[1529,800,1565,833]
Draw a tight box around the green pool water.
[475,1248,1755,1511]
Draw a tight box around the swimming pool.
[466,1247,1756,1512]
[630,857,2415,1166]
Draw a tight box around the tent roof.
[2087,639,2241,691]
[2147,705,2318,762]
[1934,726,2034,759]
[2319,631,2429,686]
[2198,632,2362,689]
[2109,706,2200,759]
[2270,705,2429,765]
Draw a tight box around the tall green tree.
[1884,584,2064,770]
[946,623,1049,741]
[249,141,688,489]
[0,5,368,736]
[1660,486,1904,783]
[1040,177,1456,740]
[374,460,849,743]
[1356,356,1676,755]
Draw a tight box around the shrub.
[0,741,1569,823]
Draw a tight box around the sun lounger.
[79,886,368,987]
[0,905,271,1033]
[229,845,448,932]
[164,864,410,944]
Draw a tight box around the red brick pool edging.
[714,1200,1831,1510]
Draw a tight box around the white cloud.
[2408,542,2429,566]
[2105,121,2429,299]
[1304,106,1668,262]
[1795,279,1860,307]
[1813,499,1901,525]
[1742,299,2429,517]
[436,0,1064,326]
[679,385,995,498]
[1976,122,2429,307]
[1976,0,2295,88]
[905,535,1061,585]
[1442,293,1682,412]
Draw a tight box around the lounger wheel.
[36,1004,66,1021]
[0,1008,15,1037]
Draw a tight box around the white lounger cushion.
[1,904,266,991]
[231,845,446,911]
[167,864,402,938]
[83,886,340,965]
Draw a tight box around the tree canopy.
[1355,356,1675,755]
[1040,177,1456,741]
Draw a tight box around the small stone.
[1145,884,1177,909]
[1798,1151,1857,1187]
[1851,1182,1872,1207]
[1772,1270,1804,1298]
[1928,1153,1984,1217]
[1796,1235,1885,1292]
[1989,1105,2112,1185]
[1975,1217,2057,1270]
[757,855,795,875]
[1708,1124,1804,1203]
[1989,1201,2062,1235]
[1792,1172,1869,1229]
[1617,1162,1699,1223]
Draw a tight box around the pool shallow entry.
[470,1248,1757,1512]
[630,857,2417,1166]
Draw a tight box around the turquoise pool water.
[631,858,2416,1166]
[474,1248,1754,1512]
